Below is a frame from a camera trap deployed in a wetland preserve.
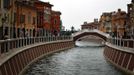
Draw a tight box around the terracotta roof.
[15,1,37,10]
[81,22,100,26]
[34,1,53,7]
[52,11,61,15]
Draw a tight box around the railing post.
[20,38,22,47]
[119,38,121,46]
[35,37,37,43]
[41,37,42,42]
[39,37,41,42]
[38,37,40,42]
[123,40,124,47]
[0,42,1,56]
[43,37,45,42]
[42,36,44,42]
[17,39,20,48]
[52,36,53,41]
[8,40,10,52]
[34,37,36,43]
[29,37,32,45]
[117,38,119,46]
[4,41,7,53]
[111,38,113,44]
[23,38,25,46]
[114,38,116,45]
[133,40,134,48]
[26,38,27,46]
[28,37,30,45]
[127,40,129,47]
[114,37,116,45]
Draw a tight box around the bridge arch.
[77,35,105,42]
[72,29,109,42]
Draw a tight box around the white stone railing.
[0,36,72,56]
[107,37,134,49]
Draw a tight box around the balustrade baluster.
[0,42,1,55]
[133,40,134,48]
[127,41,129,47]
[122,40,124,47]
[7,40,10,52]
[119,38,121,46]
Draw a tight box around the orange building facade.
[34,1,45,28]
[43,2,53,31]
[99,9,126,38]
[14,0,61,37]
[0,0,62,38]
[99,13,112,34]
[34,1,62,36]
[15,1,37,37]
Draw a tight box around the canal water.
[24,40,124,75]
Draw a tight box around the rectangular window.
[20,15,25,23]
[3,0,10,9]
[33,17,36,25]
[14,13,16,22]
[54,19,57,25]
[5,27,8,35]
[28,14,31,24]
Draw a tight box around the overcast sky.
[41,0,130,30]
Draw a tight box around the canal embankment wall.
[104,41,134,75]
[0,40,75,75]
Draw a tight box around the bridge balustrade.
[107,38,134,49]
[0,36,72,56]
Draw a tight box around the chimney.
[118,9,121,12]
[94,18,98,23]
[84,22,87,25]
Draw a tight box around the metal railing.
[0,36,72,56]
[107,37,134,49]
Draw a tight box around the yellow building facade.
[99,13,112,34]
[99,9,126,38]
[0,0,37,39]
[111,9,126,38]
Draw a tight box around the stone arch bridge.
[72,29,110,41]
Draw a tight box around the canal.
[24,40,124,75]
